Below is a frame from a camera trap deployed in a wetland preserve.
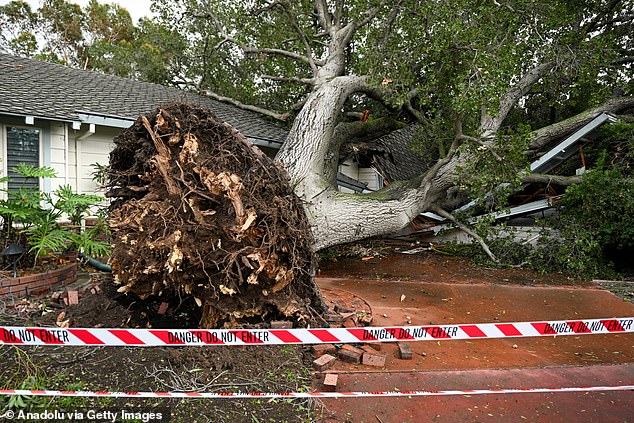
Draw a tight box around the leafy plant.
[0,164,110,267]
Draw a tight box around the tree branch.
[261,74,316,85]
[458,135,504,162]
[243,46,317,66]
[315,0,334,35]
[528,96,634,153]
[277,0,318,73]
[202,90,291,121]
[356,0,390,28]
[480,63,551,135]
[521,174,582,186]
[431,207,500,264]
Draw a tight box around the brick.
[157,302,169,315]
[363,343,381,351]
[311,344,337,357]
[67,290,79,305]
[398,343,413,360]
[342,318,357,328]
[338,344,363,363]
[313,354,336,371]
[324,313,343,323]
[361,345,380,354]
[323,373,338,392]
[362,350,386,367]
[334,304,353,313]
[270,320,293,329]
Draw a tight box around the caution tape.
[0,317,632,346]
[0,385,632,399]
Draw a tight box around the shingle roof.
[348,125,434,183]
[0,53,287,143]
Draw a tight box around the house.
[0,53,384,196]
[0,53,290,197]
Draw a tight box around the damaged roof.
[354,125,434,183]
[0,53,287,144]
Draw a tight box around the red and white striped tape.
[0,385,632,399]
[0,317,632,346]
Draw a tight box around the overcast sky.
[0,0,155,23]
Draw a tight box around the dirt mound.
[106,103,323,328]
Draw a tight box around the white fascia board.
[76,112,135,129]
[529,112,617,174]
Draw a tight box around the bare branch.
[378,1,404,48]
[521,174,582,186]
[431,207,500,264]
[612,56,634,65]
[356,0,390,28]
[261,74,316,85]
[202,90,291,122]
[243,46,317,66]
[277,0,318,73]
[315,0,334,35]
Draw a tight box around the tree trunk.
[276,76,457,250]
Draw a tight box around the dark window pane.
[6,127,40,193]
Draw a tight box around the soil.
[1,241,632,422]
[0,279,315,422]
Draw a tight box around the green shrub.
[0,164,110,266]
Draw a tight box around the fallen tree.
[106,103,323,328]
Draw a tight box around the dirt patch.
[319,242,592,287]
[0,280,316,422]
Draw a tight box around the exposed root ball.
[107,103,323,328]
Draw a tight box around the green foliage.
[0,0,182,85]
[445,123,634,279]
[0,165,110,266]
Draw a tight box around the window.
[6,126,40,193]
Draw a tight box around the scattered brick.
[398,343,413,360]
[270,320,293,329]
[66,290,79,305]
[324,313,343,323]
[361,344,380,354]
[338,344,363,363]
[323,373,338,392]
[342,318,357,328]
[157,302,169,315]
[334,304,353,313]
[311,344,337,357]
[313,354,336,371]
[364,343,381,351]
[362,350,386,367]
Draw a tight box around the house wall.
[72,125,119,194]
[338,159,382,193]
[0,116,118,198]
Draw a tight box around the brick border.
[0,263,78,299]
